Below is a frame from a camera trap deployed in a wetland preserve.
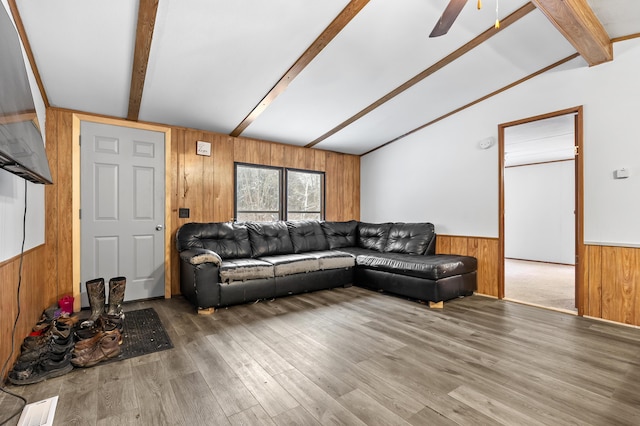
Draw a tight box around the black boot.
[81,278,105,328]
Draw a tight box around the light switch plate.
[614,168,629,179]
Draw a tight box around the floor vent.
[17,396,58,426]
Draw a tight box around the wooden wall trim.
[0,245,44,268]
[585,241,640,249]
[498,106,584,310]
[438,234,499,241]
[70,113,173,310]
[574,108,585,316]
[71,116,81,311]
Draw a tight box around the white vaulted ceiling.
[11,0,640,156]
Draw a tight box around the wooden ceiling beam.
[127,0,159,121]
[306,2,536,148]
[230,0,370,137]
[7,0,49,108]
[363,53,581,156]
[532,0,612,66]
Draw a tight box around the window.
[286,170,323,220]
[235,163,324,221]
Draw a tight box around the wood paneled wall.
[436,235,500,297]
[45,109,74,300]
[171,128,360,294]
[436,237,640,326]
[44,108,360,298]
[0,246,49,378]
[584,244,640,326]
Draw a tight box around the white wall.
[0,0,47,262]
[505,161,575,264]
[361,38,640,247]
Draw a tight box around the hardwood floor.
[3,286,640,425]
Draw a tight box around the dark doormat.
[104,308,173,364]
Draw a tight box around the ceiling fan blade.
[429,0,468,38]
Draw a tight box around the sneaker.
[8,353,73,386]
[21,321,72,352]
[17,337,74,363]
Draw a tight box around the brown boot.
[74,329,120,354]
[73,329,107,352]
[71,330,121,367]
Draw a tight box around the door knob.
[156,225,164,231]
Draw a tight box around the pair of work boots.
[72,277,126,368]
[8,310,78,385]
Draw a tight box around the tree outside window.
[235,163,324,221]
[287,170,323,220]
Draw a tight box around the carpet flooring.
[504,258,576,312]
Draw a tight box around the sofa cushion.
[286,220,329,253]
[334,246,375,257]
[320,220,358,249]
[176,222,252,259]
[219,258,274,283]
[246,221,294,257]
[357,222,392,252]
[260,254,320,277]
[306,250,355,270]
[356,253,477,280]
[384,223,435,255]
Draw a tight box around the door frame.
[71,113,172,312]
[498,106,584,315]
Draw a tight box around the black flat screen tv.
[0,4,52,184]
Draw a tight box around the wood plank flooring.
[3,286,640,425]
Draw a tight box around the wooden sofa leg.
[198,307,216,315]
[429,301,444,309]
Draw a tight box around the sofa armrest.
[180,248,222,266]
[179,249,222,310]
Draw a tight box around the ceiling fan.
[429,0,499,38]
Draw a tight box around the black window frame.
[285,167,325,221]
[234,162,325,222]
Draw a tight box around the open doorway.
[499,107,584,314]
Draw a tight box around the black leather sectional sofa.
[176,220,477,313]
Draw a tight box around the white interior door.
[80,121,165,306]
